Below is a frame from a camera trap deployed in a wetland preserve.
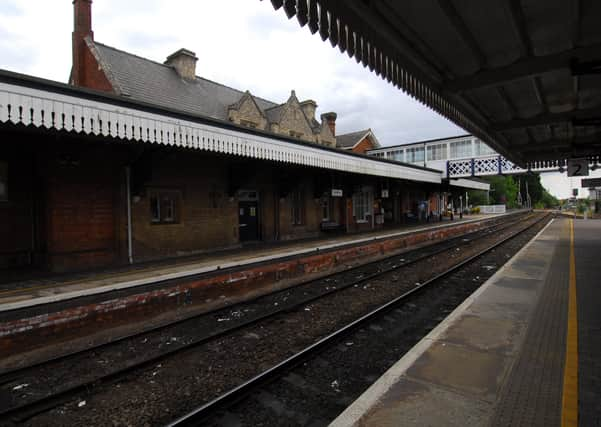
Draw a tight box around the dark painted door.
[239,201,259,241]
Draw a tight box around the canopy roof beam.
[491,105,601,131]
[444,44,601,93]
[513,135,601,152]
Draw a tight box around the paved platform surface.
[574,220,601,426]
[330,217,600,427]
[0,213,503,312]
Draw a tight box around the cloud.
[0,0,465,147]
[0,1,22,16]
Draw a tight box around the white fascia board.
[449,178,490,191]
[0,81,441,184]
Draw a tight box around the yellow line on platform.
[561,219,578,426]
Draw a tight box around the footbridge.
[446,155,600,178]
[367,135,601,179]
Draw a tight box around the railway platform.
[331,217,600,427]
[1,212,502,312]
[0,212,524,370]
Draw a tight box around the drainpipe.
[126,166,133,264]
[345,196,349,233]
[371,190,375,229]
[274,188,280,241]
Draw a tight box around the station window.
[450,140,472,159]
[474,139,495,156]
[427,144,447,161]
[289,130,303,139]
[290,189,304,225]
[406,147,425,163]
[150,190,181,224]
[0,162,6,201]
[353,190,372,222]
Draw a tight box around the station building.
[0,0,484,274]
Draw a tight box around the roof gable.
[336,128,381,149]
[275,91,314,136]
[229,90,266,117]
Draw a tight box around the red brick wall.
[71,0,114,93]
[0,148,34,269]
[351,136,377,154]
[76,45,114,93]
[46,146,120,272]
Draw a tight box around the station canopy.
[265,0,601,166]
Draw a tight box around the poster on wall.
[0,162,7,201]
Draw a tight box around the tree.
[486,175,519,208]
[469,173,558,209]
[467,188,488,206]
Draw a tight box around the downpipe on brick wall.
[126,166,134,264]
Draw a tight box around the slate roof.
[336,129,372,149]
[264,104,285,124]
[89,40,278,121]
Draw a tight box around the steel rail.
[0,213,535,422]
[0,212,528,382]
[166,213,549,426]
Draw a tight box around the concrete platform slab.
[406,340,510,401]
[356,377,490,427]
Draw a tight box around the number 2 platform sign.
[567,159,589,177]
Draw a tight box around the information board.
[581,178,601,188]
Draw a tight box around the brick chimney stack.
[321,112,337,136]
[72,0,93,86]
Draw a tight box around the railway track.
[167,212,550,426]
[0,212,543,425]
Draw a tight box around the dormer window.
[289,131,303,139]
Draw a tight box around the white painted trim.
[449,178,490,191]
[0,82,441,184]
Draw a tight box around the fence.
[478,205,506,214]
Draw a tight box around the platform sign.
[381,189,389,198]
[331,189,343,197]
[581,178,601,188]
[567,158,589,177]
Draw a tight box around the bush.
[534,201,545,209]
[470,206,480,214]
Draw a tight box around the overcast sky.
[0,0,597,199]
